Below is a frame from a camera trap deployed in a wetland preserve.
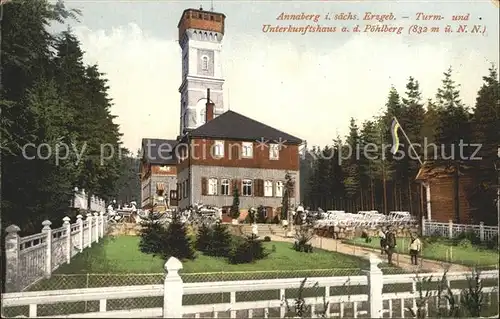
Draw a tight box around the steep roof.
[189,110,303,144]
[415,162,473,181]
[141,138,178,165]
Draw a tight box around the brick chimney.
[205,88,214,122]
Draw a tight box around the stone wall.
[108,223,143,236]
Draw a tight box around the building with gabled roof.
[140,138,178,210]
[176,89,303,220]
[140,7,303,219]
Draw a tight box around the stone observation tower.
[178,7,226,135]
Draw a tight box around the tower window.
[201,56,209,70]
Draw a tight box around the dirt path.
[267,234,471,273]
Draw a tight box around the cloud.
[73,23,497,152]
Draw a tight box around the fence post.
[366,253,383,318]
[479,222,485,241]
[100,211,105,238]
[42,220,52,278]
[93,212,99,243]
[448,220,453,239]
[63,217,71,264]
[5,225,21,292]
[87,213,93,247]
[77,215,84,252]
[421,216,426,236]
[163,257,183,318]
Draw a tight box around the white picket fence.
[2,254,498,318]
[72,189,107,212]
[422,218,499,242]
[4,213,110,293]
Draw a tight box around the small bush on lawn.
[195,223,213,252]
[293,226,314,253]
[455,230,481,245]
[228,234,269,264]
[138,213,169,257]
[264,236,271,242]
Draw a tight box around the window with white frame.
[221,179,230,195]
[208,178,218,195]
[213,140,224,157]
[264,180,273,197]
[242,142,253,158]
[275,181,284,197]
[201,56,209,70]
[269,143,280,160]
[242,179,252,196]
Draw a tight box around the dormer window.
[201,56,209,70]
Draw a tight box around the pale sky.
[52,0,499,153]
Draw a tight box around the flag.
[390,118,401,155]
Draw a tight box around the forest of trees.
[1,0,139,235]
[301,67,499,225]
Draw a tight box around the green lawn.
[344,237,499,268]
[29,235,403,291]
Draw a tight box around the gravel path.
[266,234,471,273]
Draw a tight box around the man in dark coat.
[385,226,397,265]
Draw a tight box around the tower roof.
[177,8,226,41]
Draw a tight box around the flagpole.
[393,117,423,166]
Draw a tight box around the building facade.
[176,102,302,216]
[416,164,475,224]
[140,138,178,211]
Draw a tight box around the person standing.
[379,228,387,255]
[385,227,397,265]
[409,233,421,265]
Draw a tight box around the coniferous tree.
[401,77,426,214]
[383,87,405,211]
[195,223,213,252]
[208,222,232,257]
[138,214,169,257]
[343,118,361,210]
[434,67,472,222]
[230,186,240,220]
[470,66,500,224]
[163,212,195,260]
[359,120,379,210]
[1,0,141,234]
[281,172,294,219]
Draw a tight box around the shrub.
[263,236,271,242]
[485,234,498,250]
[138,213,169,257]
[293,225,314,253]
[361,230,372,243]
[228,234,268,264]
[207,222,232,257]
[456,230,481,245]
[195,223,213,252]
[457,238,472,249]
[163,212,195,260]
